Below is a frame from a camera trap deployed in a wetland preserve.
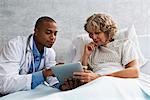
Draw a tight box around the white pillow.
[70,25,147,67]
[71,34,92,63]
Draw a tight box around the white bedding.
[1,76,150,100]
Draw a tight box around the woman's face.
[89,32,108,46]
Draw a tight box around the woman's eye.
[95,32,99,35]
[89,33,93,38]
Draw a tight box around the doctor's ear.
[34,28,37,32]
[34,33,37,36]
[34,28,39,35]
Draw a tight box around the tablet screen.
[51,62,83,84]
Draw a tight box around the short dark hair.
[35,16,56,29]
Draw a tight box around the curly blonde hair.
[84,13,118,41]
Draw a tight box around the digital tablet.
[51,62,83,84]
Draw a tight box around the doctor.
[0,16,59,95]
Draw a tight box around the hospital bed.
[1,0,150,99]
[1,31,150,100]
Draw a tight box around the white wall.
[0,0,150,60]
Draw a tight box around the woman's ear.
[107,33,114,42]
[104,32,110,43]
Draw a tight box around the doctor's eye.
[45,30,57,36]
[45,30,52,34]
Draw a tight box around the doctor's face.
[35,21,57,48]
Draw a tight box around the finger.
[72,78,79,88]
[64,79,69,86]
[61,80,69,90]
[64,78,68,83]
[68,78,73,87]
[86,43,94,48]
[80,79,86,83]
[81,75,92,83]
[73,71,91,76]
[73,75,86,80]
[73,72,86,77]
[87,45,95,51]
[73,75,91,83]
[80,79,88,83]
[90,42,98,47]
[89,42,97,48]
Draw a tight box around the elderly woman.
[60,13,139,90]
[76,13,139,81]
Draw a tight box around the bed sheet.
[1,76,150,100]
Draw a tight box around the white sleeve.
[121,39,139,66]
[0,37,32,95]
[45,48,56,68]
[44,48,58,86]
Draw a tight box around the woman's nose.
[92,34,97,41]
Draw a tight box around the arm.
[0,37,34,95]
[31,48,56,89]
[108,40,140,78]
[73,60,139,84]
[107,60,139,78]
[44,48,59,86]
[31,69,54,89]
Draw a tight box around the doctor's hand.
[73,70,100,83]
[42,69,54,78]
[59,78,83,91]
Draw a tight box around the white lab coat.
[0,35,58,95]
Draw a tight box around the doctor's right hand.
[42,69,54,79]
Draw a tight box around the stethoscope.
[26,34,36,73]
[25,34,33,55]
[20,34,46,74]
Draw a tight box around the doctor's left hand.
[42,69,54,78]
[59,78,83,91]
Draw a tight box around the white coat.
[0,35,58,95]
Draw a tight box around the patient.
[60,13,139,90]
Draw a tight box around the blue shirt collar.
[32,39,45,58]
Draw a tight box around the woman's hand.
[73,70,100,83]
[84,42,97,56]
[59,78,83,91]
[82,42,97,66]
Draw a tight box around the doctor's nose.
[49,33,56,40]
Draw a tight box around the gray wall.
[0,0,150,60]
